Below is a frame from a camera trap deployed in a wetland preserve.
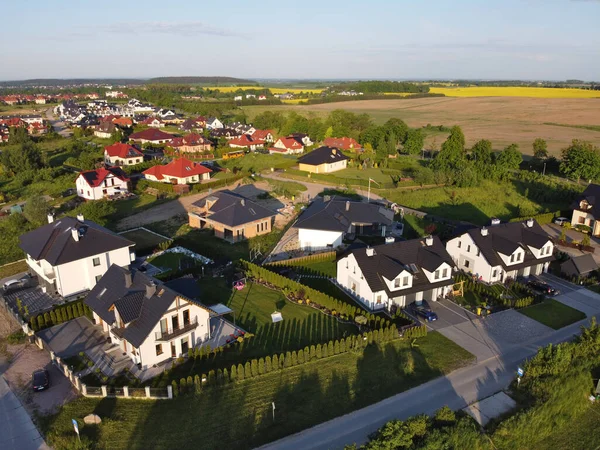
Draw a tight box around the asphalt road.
[259,314,595,450]
[44,107,71,137]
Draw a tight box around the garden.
[517,299,586,330]
[118,227,170,255]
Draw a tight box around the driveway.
[37,316,107,358]
[543,223,600,264]
[540,273,600,316]
[45,107,71,137]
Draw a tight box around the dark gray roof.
[165,276,201,300]
[85,265,215,348]
[572,184,600,220]
[465,220,553,269]
[192,190,276,228]
[561,254,598,275]
[298,146,348,166]
[294,196,393,232]
[344,236,455,296]
[19,217,134,266]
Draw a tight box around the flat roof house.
[143,157,212,185]
[446,219,554,284]
[188,190,276,243]
[104,142,144,166]
[19,215,135,298]
[294,196,394,250]
[85,265,215,370]
[337,236,455,311]
[76,166,130,200]
[298,146,348,174]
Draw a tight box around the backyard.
[118,228,169,255]
[517,299,586,329]
[40,332,474,450]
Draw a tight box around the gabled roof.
[276,137,303,149]
[298,146,348,166]
[561,254,598,275]
[85,265,216,348]
[323,137,361,150]
[294,196,393,232]
[228,134,265,147]
[19,217,134,266]
[169,133,211,147]
[143,157,212,180]
[192,190,276,227]
[104,143,143,159]
[572,184,600,220]
[129,128,174,141]
[96,121,116,133]
[79,166,129,188]
[251,129,273,140]
[344,237,455,296]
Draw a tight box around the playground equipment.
[232,274,246,291]
[452,280,464,298]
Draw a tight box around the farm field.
[204,85,324,94]
[429,86,600,98]
[243,96,600,156]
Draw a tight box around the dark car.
[32,369,50,391]
[527,279,558,296]
[414,306,438,322]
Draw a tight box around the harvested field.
[244,97,600,156]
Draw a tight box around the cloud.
[100,21,243,38]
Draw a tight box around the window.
[517,253,522,261]
[402,276,409,286]
[464,260,470,269]
[156,344,163,356]
[435,270,440,280]
[95,274,102,283]
[394,278,401,288]
[442,268,448,278]
[510,254,515,263]
[492,269,498,278]
[93,257,101,267]
[458,241,462,249]
[376,295,382,304]
[353,266,356,274]
[257,224,260,233]
[476,249,480,257]
[182,309,190,326]
[579,216,585,225]
[467,245,471,253]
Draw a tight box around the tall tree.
[532,138,548,160]
[494,144,523,180]
[560,139,600,182]
[23,195,50,227]
[0,141,44,174]
[402,129,424,155]
[383,118,408,144]
[430,126,466,175]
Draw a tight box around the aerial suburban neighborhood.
[1,2,600,450]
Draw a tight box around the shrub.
[194,375,202,393]
[265,356,272,373]
[230,364,237,381]
[179,377,187,394]
[244,362,252,378]
[258,358,265,375]
[171,380,179,397]
[271,354,278,371]
[237,363,244,381]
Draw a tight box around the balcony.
[155,317,198,341]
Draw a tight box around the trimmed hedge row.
[509,211,561,225]
[267,251,336,267]
[29,300,93,331]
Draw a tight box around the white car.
[554,217,569,226]
[3,279,21,291]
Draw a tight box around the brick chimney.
[124,271,132,288]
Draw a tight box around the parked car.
[554,217,569,226]
[3,279,22,292]
[32,369,50,391]
[413,304,438,322]
[527,278,558,296]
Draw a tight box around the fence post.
[145,386,151,398]
[50,351,56,362]
[123,386,130,398]
[101,385,108,397]
[167,385,173,399]
[81,383,88,396]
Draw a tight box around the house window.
[182,309,190,326]
[492,269,498,278]
[394,278,401,288]
[402,276,409,286]
[467,245,471,253]
[351,282,356,293]
[435,270,440,280]
[579,216,585,224]
[442,268,448,278]
[464,260,470,269]
[93,257,101,267]
[376,295,382,304]
[353,266,356,274]
[458,241,462,249]
[476,249,480,257]
[517,253,522,261]
[156,344,163,356]
[510,254,515,263]
[257,224,260,233]
[95,275,102,283]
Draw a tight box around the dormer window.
[443,268,448,278]
[402,276,409,286]
[394,278,401,288]
[517,253,522,261]
[435,270,440,280]
[510,254,515,263]
[580,200,591,210]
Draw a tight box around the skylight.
[98,287,107,297]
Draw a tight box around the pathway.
[44,107,71,137]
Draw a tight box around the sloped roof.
[276,137,303,149]
[169,133,211,147]
[323,137,362,150]
[298,146,348,166]
[192,190,276,227]
[79,166,129,188]
[229,134,264,147]
[104,142,143,159]
[294,196,393,232]
[143,157,211,180]
[85,265,216,348]
[561,254,598,275]
[129,128,174,141]
[572,184,600,220]
[19,217,134,266]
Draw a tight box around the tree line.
[330,81,430,94]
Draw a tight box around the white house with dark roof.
[571,183,600,236]
[85,265,215,370]
[19,215,136,298]
[294,197,394,250]
[445,219,554,283]
[337,236,455,311]
[298,146,348,174]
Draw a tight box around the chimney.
[366,247,374,257]
[481,227,488,237]
[346,201,350,211]
[332,148,336,155]
[71,228,79,242]
[490,218,501,226]
[47,213,55,224]
[124,271,132,288]
[425,235,434,246]
[77,213,84,222]
[526,218,534,228]
[145,283,157,299]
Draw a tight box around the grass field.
[430,86,600,98]
[517,299,586,329]
[41,332,474,450]
[119,228,168,254]
[204,86,324,94]
[535,404,600,449]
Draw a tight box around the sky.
[1,0,599,81]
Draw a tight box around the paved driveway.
[540,273,600,316]
[37,316,107,358]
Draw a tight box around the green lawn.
[266,179,307,199]
[119,228,168,254]
[517,299,586,329]
[41,332,474,450]
[147,252,186,275]
[221,153,297,172]
[109,194,173,225]
[534,404,600,450]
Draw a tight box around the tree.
[402,129,424,155]
[383,118,409,144]
[71,200,116,226]
[494,143,523,180]
[470,139,493,167]
[0,141,44,174]
[430,126,467,179]
[560,140,600,182]
[23,195,50,227]
[533,138,548,160]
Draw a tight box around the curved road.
[45,108,71,137]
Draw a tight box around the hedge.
[29,300,93,331]
[509,211,561,225]
[267,251,336,268]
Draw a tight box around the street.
[44,107,71,137]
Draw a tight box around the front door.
[171,342,176,357]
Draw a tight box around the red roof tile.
[129,129,174,141]
[276,137,303,149]
[79,167,129,188]
[105,143,143,159]
[142,157,212,180]
[323,137,362,151]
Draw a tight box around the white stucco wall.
[446,233,497,282]
[76,175,129,201]
[298,228,343,250]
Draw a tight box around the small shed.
[561,254,599,278]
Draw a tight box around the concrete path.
[0,376,49,450]
[44,107,71,137]
[541,273,600,316]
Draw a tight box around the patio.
[3,285,58,317]
[36,316,107,358]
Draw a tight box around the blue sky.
[2,0,599,81]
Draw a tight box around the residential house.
[210,128,240,140]
[188,190,276,243]
[104,143,144,166]
[179,118,203,132]
[168,133,213,154]
[228,134,265,151]
[234,95,243,101]
[561,254,598,279]
[269,137,304,155]
[205,117,223,130]
[140,117,165,128]
[94,121,117,138]
[85,265,215,370]
[19,215,135,298]
[445,219,554,283]
[249,129,274,143]
[129,129,174,144]
[143,157,212,185]
[298,146,349,173]
[289,133,313,147]
[112,117,133,128]
[294,197,394,250]
[337,236,455,311]
[76,167,130,200]
[323,137,362,152]
[571,184,600,236]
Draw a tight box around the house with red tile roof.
[112,117,133,128]
[169,133,212,153]
[143,157,212,185]
[76,167,130,200]
[269,137,304,155]
[129,128,174,144]
[323,137,363,152]
[104,143,144,166]
[228,134,265,151]
[140,117,165,128]
[248,129,274,142]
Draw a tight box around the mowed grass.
[535,404,600,450]
[430,86,600,98]
[41,332,474,450]
[517,299,586,329]
[119,228,168,254]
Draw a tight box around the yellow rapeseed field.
[430,86,600,98]
[204,86,324,94]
